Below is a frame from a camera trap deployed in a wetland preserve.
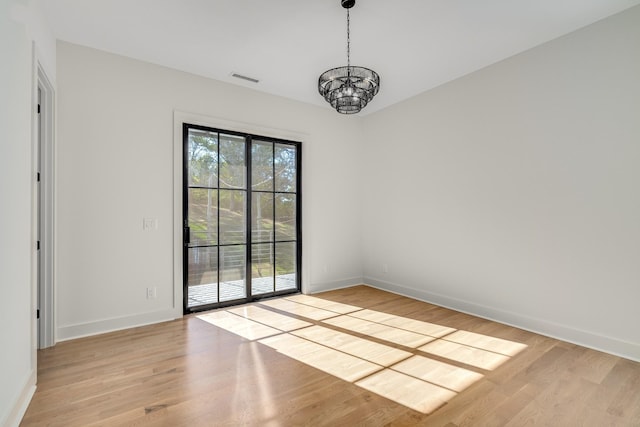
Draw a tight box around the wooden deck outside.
[187,274,297,307]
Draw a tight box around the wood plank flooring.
[21,285,640,426]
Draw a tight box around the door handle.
[184,226,190,245]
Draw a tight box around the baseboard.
[364,276,640,362]
[1,369,36,427]
[307,277,364,294]
[55,278,361,341]
[57,309,180,342]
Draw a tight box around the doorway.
[183,124,301,313]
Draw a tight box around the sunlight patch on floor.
[419,340,510,370]
[291,325,412,367]
[197,295,528,414]
[259,298,342,320]
[259,333,382,382]
[444,330,528,356]
[284,294,362,314]
[324,315,435,348]
[197,311,281,340]
[349,309,456,338]
[356,369,457,414]
[391,355,484,392]
[227,305,312,331]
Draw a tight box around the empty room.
[2,0,640,425]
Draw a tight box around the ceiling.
[41,0,640,115]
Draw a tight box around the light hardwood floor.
[21,286,640,426]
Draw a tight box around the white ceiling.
[41,0,640,115]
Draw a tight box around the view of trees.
[185,128,299,302]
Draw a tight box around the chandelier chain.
[347,8,350,68]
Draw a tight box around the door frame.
[173,111,309,317]
[182,123,302,313]
[34,62,56,349]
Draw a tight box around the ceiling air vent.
[231,73,260,84]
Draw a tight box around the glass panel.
[275,242,296,291]
[252,192,274,243]
[188,188,217,246]
[219,245,246,301]
[252,243,274,296]
[275,194,296,241]
[274,144,296,192]
[188,129,218,187]
[219,133,246,189]
[187,246,218,307]
[252,140,273,191]
[219,190,246,244]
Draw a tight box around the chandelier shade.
[318,0,380,114]
[318,66,380,115]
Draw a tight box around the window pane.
[219,245,246,301]
[252,192,274,243]
[187,246,218,307]
[252,140,273,191]
[275,194,296,241]
[274,144,296,192]
[275,242,296,291]
[188,188,217,246]
[219,133,246,189]
[219,190,246,244]
[188,129,218,187]
[252,243,273,296]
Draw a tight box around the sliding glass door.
[183,124,301,313]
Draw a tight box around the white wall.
[0,2,33,424]
[55,41,364,340]
[362,6,640,360]
[0,1,55,425]
[25,0,56,84]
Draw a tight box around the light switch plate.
[143,218,157,231]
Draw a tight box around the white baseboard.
[57,309,180,342]
[307,277,364,294]
[363,276,640,362]
[2,369,36,427]
[54,278,358,341]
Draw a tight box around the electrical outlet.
[146,287,157,299]
[382,263,389,274]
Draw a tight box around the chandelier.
[318,0,380,114]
